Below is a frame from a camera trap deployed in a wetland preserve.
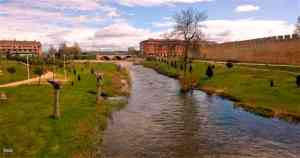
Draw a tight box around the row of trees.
[48,42,81,59]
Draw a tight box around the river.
[101,65,300,158]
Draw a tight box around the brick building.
[0,40,42,56]
[140,39,186,57]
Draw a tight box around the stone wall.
[200,34,300,65]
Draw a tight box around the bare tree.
[171,8,207,91]
[48,45,57,57]
[295,16,300,35]
[172,7,206,69]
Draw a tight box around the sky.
[0,0,299,51]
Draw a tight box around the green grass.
[0,62,130,158]
[142,60,179,78]
[0,60,36,85]
[142,60,300,119]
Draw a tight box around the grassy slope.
[142,60,300,119]
[0,62,129,158]
[0,60,36,85]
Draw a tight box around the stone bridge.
[96,54,133,60]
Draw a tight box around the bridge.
[96,54,133,60]
[95,51,134,60]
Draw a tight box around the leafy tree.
[6,67,16,75]
[206,65,214,78]
[33,66,45,85]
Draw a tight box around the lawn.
[142,60,300,120]
[0,60,36,85]
[0,62,130,158]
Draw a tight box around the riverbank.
[142,60,300,122]
[0,62,130,157]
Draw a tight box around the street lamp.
[26,55,30,80]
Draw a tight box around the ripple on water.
[101,65,300,158]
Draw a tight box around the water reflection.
[101,65,300,158]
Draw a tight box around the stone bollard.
[95,73,104,104]
[0,92,8,103]
[47,80,62,119]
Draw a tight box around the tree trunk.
[53,89,60,119]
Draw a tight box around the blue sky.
[0,0,299,51]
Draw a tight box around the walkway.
[0,72,54,88]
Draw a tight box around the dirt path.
[0,72,54,88]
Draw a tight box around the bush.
[226,62,234,68]
[206,65,214,78]
[33,66,44,76]
[6,67,16,74]
[189,65,193,73]
[77,74,81,81]
[270,80,274,87]
[73,69,77,75]
[33,66,45,85]
[296,75,300,87]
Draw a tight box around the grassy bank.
[142,60,300,121]
[0,62,130,158]
[0,60,36,85]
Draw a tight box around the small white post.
[26,55,30,80]
[63,54,66,81]
[53,55,55,80]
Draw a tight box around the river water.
[101,65,300,158]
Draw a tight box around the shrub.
[77,74,81,81]
[270,80,274,87]
[90,68,95,75]
[226,62,234,68]
[206,65,214,78]
[33,66,44,76]
[6,67,16,74]
[189,65,193,73]
[33,66,45,85]
[296,75,300,87]
[73,69,77,75]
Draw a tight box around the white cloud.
[0,0,121,50]
[235,4,260,13]
[203,19,295,42]
[91,22,161,50]
[116,0,213,7]
[152,21,175,28]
